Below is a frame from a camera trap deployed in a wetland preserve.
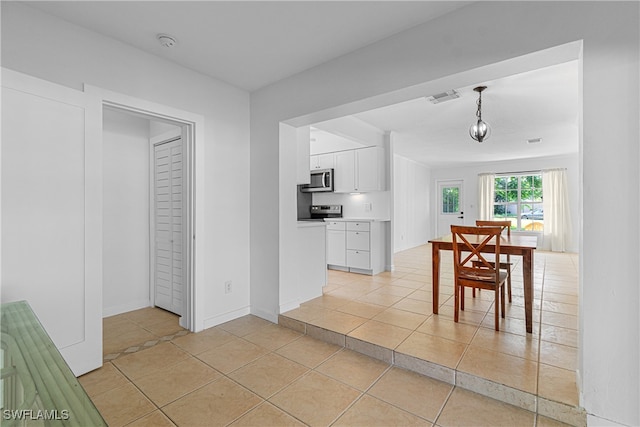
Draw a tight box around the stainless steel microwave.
[300,168,334,192]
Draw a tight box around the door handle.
[457,216,464,219]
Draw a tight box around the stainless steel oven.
[300,168,333,193]
[297,205,342,222]
[310,204,342,220]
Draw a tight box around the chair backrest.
[476,220,511,262]
[451,225,502,281]
[476,220,511,237]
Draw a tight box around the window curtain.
[478,173,495,220]
[542,168,571,252]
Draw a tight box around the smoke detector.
[157,34,177,48]
[426,90,460,104]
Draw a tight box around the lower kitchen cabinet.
[346,249,370,270]
[326,220,386,275]
[326,221,346,266]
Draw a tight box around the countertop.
[323,218,390,222]
[296,220,327,228]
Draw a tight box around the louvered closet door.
[154,138,184,315]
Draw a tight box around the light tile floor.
[280,244,582,426]
[84,244,580,426]
[102,307,188,361]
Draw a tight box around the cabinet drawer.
[346,230,369,251]
[347,250,370,269]
[346,221,370,232]
[326,221,346,231]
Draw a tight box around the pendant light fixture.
[469,86,491,143]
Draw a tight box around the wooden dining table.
[428,233,538,333]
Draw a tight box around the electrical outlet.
[225,281,232,294]
[364,202,372,212]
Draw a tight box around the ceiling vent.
[426,90,460,104]
[527,138,543,144]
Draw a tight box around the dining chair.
[475,220,513,303]
[451,225,508,331]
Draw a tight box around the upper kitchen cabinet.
[309,153,335,170]
[334,146,385,193]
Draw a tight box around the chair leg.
[472,288,476,298]
[461,286,465,311]
[501,284,506,318]
[454,283,460,323]
[507,269,512,303]
[494,288,499,331]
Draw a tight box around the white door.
[436,180,465,237]
[153,138,184,315]
[1,69,102,375]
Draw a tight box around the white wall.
[279,122,330,315]
[102,109,151,316]
[313,116,385,148]
[278,123,301,315]
[250,3,639,425]
[394,155,430,252]
[2,2,251,331]
[430,154,580,252]
[313,191,391,220]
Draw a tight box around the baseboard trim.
[202,306,251,329]
[102,299,151,318]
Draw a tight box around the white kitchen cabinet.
[326,220,386,275]
[346,222,370,250]
[333,150,355,192]
[326,221,346,266]
[346,250,370,270]
[309,153,335,170]
[356,146,384,192]
[333,146,385,193]
[346,221,370,269]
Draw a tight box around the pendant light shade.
[470,118,491,142]
[470,86,491,143]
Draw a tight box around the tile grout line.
[103,329,190,363]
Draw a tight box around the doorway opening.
[85,86,204,340]
[102,108,192,323]
[100,105,194,357]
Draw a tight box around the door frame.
[85,85,204,332]
[435,179,465,237]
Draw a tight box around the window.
[442,186,460,214]
[493,173,543,231]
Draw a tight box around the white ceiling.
[26,1,579,167]
[352,60,580,167]
[27,1,470,92]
